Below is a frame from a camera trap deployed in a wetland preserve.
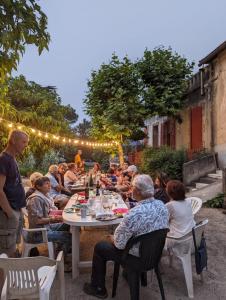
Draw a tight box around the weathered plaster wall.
[175,108,190,150]
[212,51,226,167]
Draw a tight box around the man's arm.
[113,215,134,250]
[0,174,14,218]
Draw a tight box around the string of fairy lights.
[0,117,118,148]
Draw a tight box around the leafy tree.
[0,0,50,83]
[74,118,91,138]
[84,54,145,164]
[84,48,193,164]
[6,75,78,134]
[137,47,194,117]
[0,75,78,171]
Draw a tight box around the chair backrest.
[0,255,56,298]
[192,219,208,248]
[187,197,202,215]
[123,228,168,272]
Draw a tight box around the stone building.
[146,41,226,168]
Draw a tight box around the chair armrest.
[56,251,64,264]
[167,231,192,241]
[23,228,48,232]
[0,253,8,258]
[166,236,181,240]
[56,251,65,300]
[23,227,48,243]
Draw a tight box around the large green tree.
[0,0,50,83]
[137,47,194,117]
[84,48,194,164]
[84,54,145,164]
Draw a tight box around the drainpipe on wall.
[209,63,215,153]
[200,67,204,96]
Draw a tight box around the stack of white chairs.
[0,251,65,300]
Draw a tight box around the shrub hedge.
[139,146,187,181]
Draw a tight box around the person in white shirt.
[165,180,195,246]
[64,163,77,189]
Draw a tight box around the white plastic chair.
[21,227,55,259]
[0,251,65,300]
[187,197,203,215]
[21,208,54,259]
[167,219,208,298]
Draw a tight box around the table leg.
[71,226,80,279]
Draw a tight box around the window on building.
[153,124,159,148]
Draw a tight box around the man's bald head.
[8,130,29,155]
[8,130,28,143]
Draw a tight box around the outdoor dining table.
[67,181,86,194]
[63,193,128,279]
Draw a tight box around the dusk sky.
[14,0,226,123]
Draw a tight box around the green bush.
[38,149,63,174]
[18,153,36,177]
[204,193,224,208]
[139,146,187,181]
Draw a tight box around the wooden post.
[118,143,124,166]
[222,168,226,209]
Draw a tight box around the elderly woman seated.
[165,180,195,249]
[83,174,169,299]
[26,176,71,260]
[45,165,69,209]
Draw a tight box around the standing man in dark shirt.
[0,130,29,256]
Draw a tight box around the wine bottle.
[96,180,100,196]
[85,182,89,200]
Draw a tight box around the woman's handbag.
[192,225,208,274]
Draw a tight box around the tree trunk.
[118,143,124,166]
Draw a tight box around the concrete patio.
[48,207,226,300]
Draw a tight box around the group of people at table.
[0,130,196,299]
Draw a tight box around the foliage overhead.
[74,118,92,138]
[0,0,50,83]
[84,54,145,143]
[5,75,78,134]
[137,47,194,117]
[84,48,194,147]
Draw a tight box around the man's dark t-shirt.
[0,151,26,209]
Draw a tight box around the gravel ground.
[48,207,226,300]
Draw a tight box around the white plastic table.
[63,194,128,279]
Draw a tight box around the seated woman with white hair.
[126,165,138,180]
[46,165,69,209]
[25,172,43,199]
[83,174,169,298]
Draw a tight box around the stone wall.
[183,154,217,185]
